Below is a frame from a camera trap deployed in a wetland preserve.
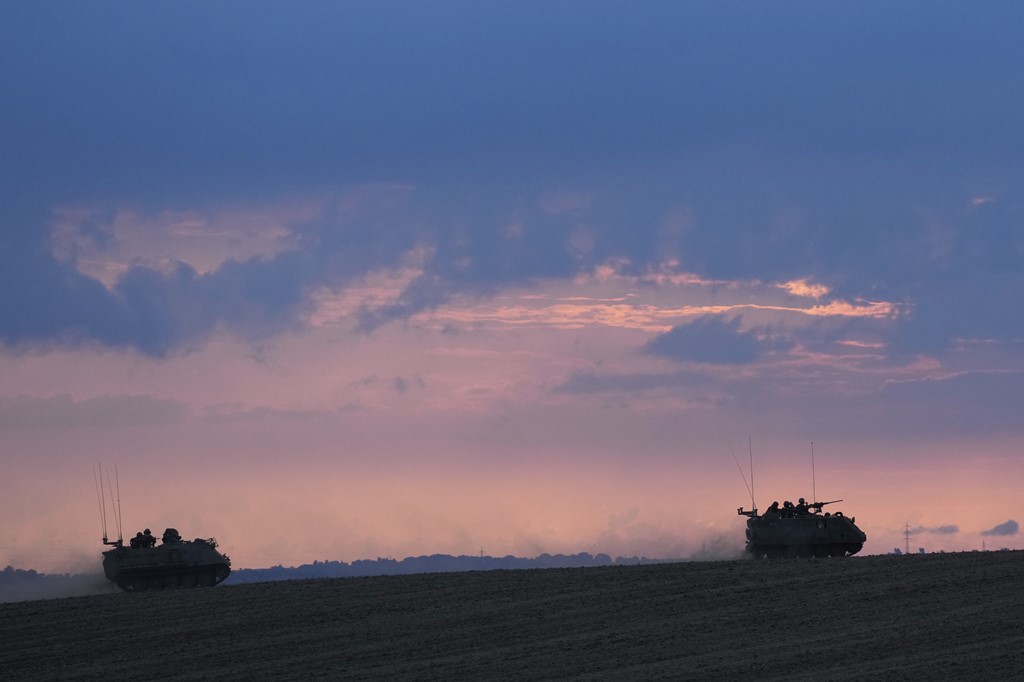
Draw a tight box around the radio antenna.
[729,441,753,508]
[114,464,124,544]
[94,464,107,540]
[748,435,756,512]
[105,467,122,544]
[811,441,817,503]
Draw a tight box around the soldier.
[162,528,181,544]
[782,500,795,518]
[795,498,810,516]
[764,501,781,519]
[142,528,156,547]
[130,532,143,548]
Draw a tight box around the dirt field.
[2,551,1022,680]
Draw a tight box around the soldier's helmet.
[144,528,151,534]
[799,498,806,504]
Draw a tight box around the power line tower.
[904,522,911,555]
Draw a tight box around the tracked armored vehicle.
[737,500,867,559]
[102,529,231,591]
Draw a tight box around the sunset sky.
[3,2,1023,573]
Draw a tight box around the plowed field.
[2,552,1023,680]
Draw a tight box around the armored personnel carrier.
[737,500,867,559]
[101,528,231,591]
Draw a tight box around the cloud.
[909,524,959,535]
[778,279,830,300]
[0,191,426,356]
[872,371,1024,435]
[981,520,1019,537]
[392,376,427,394]
[201,403,340,424]
[644,316,790,365]
[548,357,1024,442]
[115,255,314,355]
[6,3,1024,202]
[2,3,1024,362]
[0,394,188,430]
[0,199,322,357]
[554,369,717,397]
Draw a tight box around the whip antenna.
[748,435,756,512]
[114,464,124,544]
[729,441,753,508]
[105,468,122,544]
[94,464,107,540]
[811,442,817,503]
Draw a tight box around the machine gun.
[809,499,842,512]
[737,507,758,518]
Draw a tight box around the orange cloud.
[778,279,830,300]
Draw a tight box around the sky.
[2,1,1024,573]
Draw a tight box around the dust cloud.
[0,568,116,603]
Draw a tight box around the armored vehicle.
[102,528,231,591]
[737,500,867,559]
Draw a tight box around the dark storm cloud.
[5,1,1024,193]
[114,256,312,355]
[981,520,1019,537]
[644,317,791,365]
[0,207,128,350]
[2,2,1024,354]
[0,189,424,355]
[0,243,316,357]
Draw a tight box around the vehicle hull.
[745,513,866,559]
[102,539,231,591]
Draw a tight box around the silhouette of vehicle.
[102,529,231,590]
[737,501,867,558]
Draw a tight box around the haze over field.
[2,2,1023,573]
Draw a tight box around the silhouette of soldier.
[795,498,811,516]
[130,532,144,549]
[782,501,795,518]
[764,501,781,519]
[161,528,181,545]
[142,528,156,547]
